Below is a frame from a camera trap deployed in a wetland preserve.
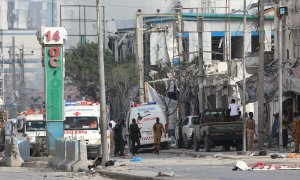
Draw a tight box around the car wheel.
[161,141,169,150]
[175,138,181,148]
[184,136,191,149]
[193,137,200,151]
[204,135,211,152]
[236,144,243,151]
[224,145,230,151]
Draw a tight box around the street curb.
[99,170,165,180]
[21,161,48,168]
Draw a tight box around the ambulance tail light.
[131,103,141,107]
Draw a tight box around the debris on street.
[130,157,142,162]
[105,160,117,166]
[88,156,102,170]
[270,154,285,159]
[156,171,175,177]
[233,160,300,171]
[213,153,223,158]
[287,153,300,158]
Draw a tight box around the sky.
[102,0,256,21]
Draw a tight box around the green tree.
[65,42,138,118]
[65,42,115,101]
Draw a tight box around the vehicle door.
[182,117,189,139]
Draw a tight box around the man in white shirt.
[109,120,116,155]
[228,99,239,121]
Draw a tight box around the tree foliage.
[65,42,137,106]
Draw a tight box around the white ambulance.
[18,110,46,155]
[127,102,169,150]
[64,101,110,159]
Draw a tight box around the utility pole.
[242,0,247,152]
[52,0,54,27]
[197,16,204,114]
[175,3,186,121]
[20,44,25,112]
[136,10,145,103]
[278,0,286,152]
[102,6,106,49]
[177,6,184,63]
[12,36,17,117]
[257,0,266,148]
[96,0,109,164]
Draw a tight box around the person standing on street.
[113,119,125,156]
[228,99,239,121]
[109,120,116,155]
[292,112,300,153]
[272,113,279,146]
[245,112,256,151]
[129,118,141,156]
[153,117,165,155]
[282,110,289,148]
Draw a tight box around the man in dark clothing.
[129,118,141,156]
[114,119,125,156]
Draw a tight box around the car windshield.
[64,117,98,130]
[26,121,46,132]
[191,117,199,124]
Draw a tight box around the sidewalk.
[97,149,300,180]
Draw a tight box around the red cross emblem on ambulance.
[74,112,81,117]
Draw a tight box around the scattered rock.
[105,160,117,166]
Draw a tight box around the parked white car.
[175,116,199,148]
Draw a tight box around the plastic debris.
[213,153,223,158]
[287,153,300,158]
[233,161,300,171]
[156,171,175,177]
[232,160,252,171]
[130,157,142,162]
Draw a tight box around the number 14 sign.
[38,27,67,45]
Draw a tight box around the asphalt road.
[134,164,300,180]
[104,148,300,180]
[0,167,109,180]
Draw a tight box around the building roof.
[145,13,274,24]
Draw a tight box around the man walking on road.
[246,112,255,151]
[129,118,141,156]
[153,117,165,155]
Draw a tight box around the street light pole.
[97,0,109,164]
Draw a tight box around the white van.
[127,102,169,149]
